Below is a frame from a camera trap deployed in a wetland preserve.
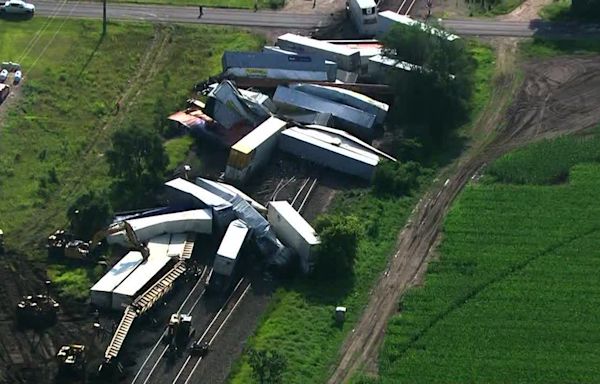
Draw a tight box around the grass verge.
[228,43,496,384]
[539,0,571,20]
[165,136,195,172]
[0,18,262,299]
[468,0,524,16]
[520,37,600,57]
[377,134,600,383]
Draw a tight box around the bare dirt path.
[327,51,600,383]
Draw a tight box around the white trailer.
[346,0,378,36]
[111,234,174,310]
[367,54,422,80]
[267,201,320,273]
[376,11,460,41]
[107,209,212,247]
[212,220,250,277]
[90,251,144,309]
[225,116,288,185]
[278,126,381,181]
[276,33,361,72]
[289,83,388,124]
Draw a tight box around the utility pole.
[103,0,107,35]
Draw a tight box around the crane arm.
[89,221,150,260]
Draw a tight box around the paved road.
[33,0,329,29]
[31,0,600,36]
[32,0,600,36]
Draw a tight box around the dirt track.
[327,54,600,383]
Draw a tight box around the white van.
[346,0,378,36]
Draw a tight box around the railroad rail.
[291,177,318,214]
[104,234,196,362]
[172,278,252,384]
[131,266,212,384]
[396,0,418,15]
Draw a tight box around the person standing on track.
[198,5,204,18]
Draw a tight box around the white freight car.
[267,201,320,274]
[278,126,380,181]
[225,116,288,185]
[347,0,378,36]
[289,83,388,124]
[212,220,250,277]
[209,220,250,292]
[276,33,361,72]
[111,234,175,310]
[107,209,212,247]
[376,11,459,41]
[90,251,144,309]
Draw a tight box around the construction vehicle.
[165,313,193,346]
[190,339,209,357]
[56,344,86,378]
[90,221,150,261]
[16,294,60,329]
[0,228,4,254]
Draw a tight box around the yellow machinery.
[90,221,150,261]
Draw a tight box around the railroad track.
[172,278,252,384]
[291,177,318,214]
[130,266,211,384]
[396,0,418,15]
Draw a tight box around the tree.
[313,214,362,277]
[106,124,168,208]
[373,161,423,196]
[571,0,600,18]
[67,190,113,240]
[382,24,475,147]
[247,347,287,384]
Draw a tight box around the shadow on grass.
[77,33,106,79]
[0,13,34,22]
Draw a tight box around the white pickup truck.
[0,0,35,15]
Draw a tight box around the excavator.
[47,221,149,261]
[89,221,150,261]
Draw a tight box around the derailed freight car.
[278,126,381,181]
[222,51,338,82]
[208,219,250,293]
[90,251,144,309]
[276,33,361,72]
[289,83,388,125]
[225,116,288,185]
[273,86,376,141]
[267,201,320,274]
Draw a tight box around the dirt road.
[327,54,600,383]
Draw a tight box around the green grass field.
[0,18,261,298]
[539,0,571,20]
[468,0,524,16]
[377,134,600,383]
[229,44,495,384]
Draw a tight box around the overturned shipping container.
[289,83,388,124]
[90,251,144,309]
[276,33,361,72]
[222,51,337,82]
[278,126,381,181]
[274,86,376,141]
[111,234,178,310]
[267,201,320,274]
[107,209,212,247]
[225,116,288,185]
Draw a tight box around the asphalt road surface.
[30,0,600,36]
